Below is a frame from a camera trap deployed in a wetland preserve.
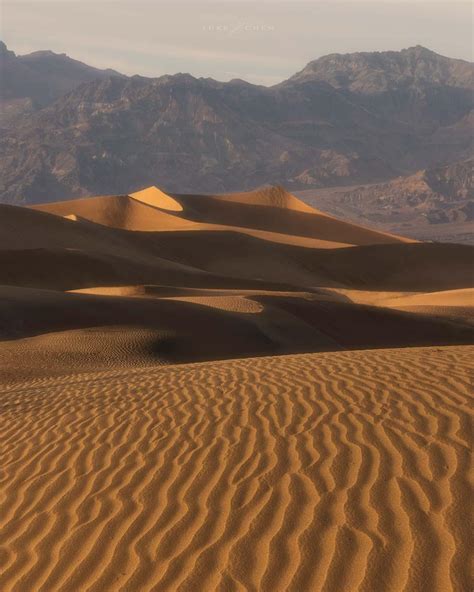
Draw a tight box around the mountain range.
[0,41,122,119]
[0,42,472,225]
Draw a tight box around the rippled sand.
[1,345,472,592]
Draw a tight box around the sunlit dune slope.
[129,185,183,211]
[369,288,474,321]
[325,287,474,322]
[382,287,474,308]
[31,193,195,231]
[0,346,472,592]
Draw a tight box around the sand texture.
[1,346,472,592]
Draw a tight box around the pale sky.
[1,1,472,85]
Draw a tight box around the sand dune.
[1,188,472,355]
[174,188,413,246]
[5,203,471,294]
[379,288,474,321]
[163,294,265,313]
[330,287,474,307]
[129,185,183,212]
[1,185,473,590]
[381,287,474,308]
[32,194,195,232]
[327,287,474,322]
[69,285,314,299]
[32,191,350,248]
[1,285,472,384]
[0,346,472,591]
[210,185,320,213]
[32,185,411,247]
[127,235,472,292]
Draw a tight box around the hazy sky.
[2,1,472,85]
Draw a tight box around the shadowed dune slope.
[0,205,301,291]
[173,191,413,245]
[0,202,472,294]
[0,346,472,591]
[209,185,321,213]
[132,234,473,292]
[0,246,296,292]
[0,285,278,355]
[0,286,472,382]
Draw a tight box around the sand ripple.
[0,346,472,591]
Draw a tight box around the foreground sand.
[1,346,472,592]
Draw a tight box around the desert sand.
[324,287,474,323]
[1,346,472,591]
[1,185,473,591]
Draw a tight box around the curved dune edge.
[67,287,265,313]
[208,185,416,244]
[62,213,79,222]
[0,345,472,592]
[213,185,320,213]
[381,288,474,321]
[31,194,195,232]
[328,287,474,321]
[381,287,474,308]
[129,185,183,212]
[68,285,315,298]
[390,304,473,320]
[163,294,264,313]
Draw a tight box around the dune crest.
[382,287,474,308]
[129,185,183,212]
[31,194,195,231]
[214,185,320,213]
[328,287,474,322]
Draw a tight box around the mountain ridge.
[0,41,123,114]
[286,45,473,91]
[0,43,472,208]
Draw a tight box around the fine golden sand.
[0,346,472,592]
